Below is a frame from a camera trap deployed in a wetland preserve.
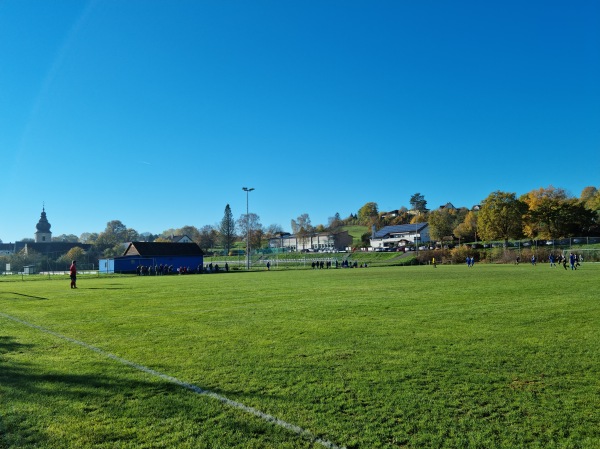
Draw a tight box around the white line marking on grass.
[0,312,345,449]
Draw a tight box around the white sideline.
[0,312,345,449]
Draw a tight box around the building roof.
[268,230,349,240]
[15,242,92,255]
[373,223,428,239]
[122,242,203,257]
[35,207,51,233]
[439,202,456,210]
[166,235,193,243]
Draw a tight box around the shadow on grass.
[0,335,35,353]
[82,282,130,290]
[0,335,300,448]
[0,292,48,300]
[0,334,192,446]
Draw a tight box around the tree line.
[357,186,600,246]
[2,185,598,266]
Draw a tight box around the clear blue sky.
[1,1,599,242]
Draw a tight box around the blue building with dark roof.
[100,241,204,273]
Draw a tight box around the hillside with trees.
[1,185,598,271]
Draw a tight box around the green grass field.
[341,225,369,246]
[1,264,599,448]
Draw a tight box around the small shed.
[100,242,204,274]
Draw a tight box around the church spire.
[35,205,52,242]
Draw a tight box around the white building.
[167,235,194,243]
[269,231,353,252]
[370,223,430,250]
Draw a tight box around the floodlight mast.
[242,187,255,270]
[415,222,418,256]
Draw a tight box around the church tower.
[35,206,52,242]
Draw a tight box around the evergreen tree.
[219,204,236,254]
[328,212,342,231]
[409,193,428,214]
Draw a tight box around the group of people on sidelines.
[200,262,230,273]
[136,264,174,275]
[309,259,366,269]
[135,262,232,276]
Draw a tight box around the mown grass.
[1,264,599,448]
[341,225,369,246]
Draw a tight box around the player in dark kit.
[69,260,77,289]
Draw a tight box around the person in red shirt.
[69,260,77,289]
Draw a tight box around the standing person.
[549,253,555,267]
[69,260,77,289]
[569,252,576,270]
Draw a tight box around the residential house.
[166,235,194,243]
[370,223,430,250]
[438,202,456,211]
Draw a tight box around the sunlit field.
[1,264,599,448]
